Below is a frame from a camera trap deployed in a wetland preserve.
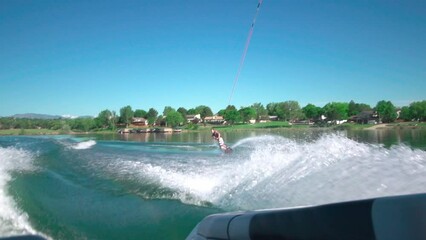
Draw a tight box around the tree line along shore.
[1,100,425,135]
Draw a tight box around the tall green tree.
[239,107,256,123]
[375,100,397,123]
[15,119,31,129]
[165,110,184,127]
[223,105,240,125]
[399,106,411,121]
[0,117,16,129]
[195,105,213,120]
[251,103,268,122]
[134,109,147,118]
[146,108,158,125]
[51,120,65,130]
[302,103,323,120]
[266,102,279,117]
[177,107,187,117]
[72,118,95,132]
[348,100,372,116]
[323,102,349,121]
[267,101,303,121]
[283,100,303,122]
[409,100,426,121]
[96,109,113,129]
[268,102,287,120]
[217,109,226,116]
[187,108,197,115]
[177,107,188,124]
[163,106,175,116]
[119,105,134,127]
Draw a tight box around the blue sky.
[1,0,425,117]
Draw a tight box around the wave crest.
[71,140,96,150]
[0,147,39,236]
[85,133,426,210]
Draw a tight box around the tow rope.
[228,0,263,105]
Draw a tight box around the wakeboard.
[221,145,233,154]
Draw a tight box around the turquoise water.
[1,129,426,239]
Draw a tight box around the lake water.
[1,128,425,239]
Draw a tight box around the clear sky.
[1,0,425,117]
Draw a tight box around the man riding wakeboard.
[211,128,232,154]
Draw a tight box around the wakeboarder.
[211,128,232,154]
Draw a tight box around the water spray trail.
[228,0,263,105]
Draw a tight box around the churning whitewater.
[66,133,425,209]
[0,146,39,236]
[0,133,425,238]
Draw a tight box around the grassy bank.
[1,121,425,136]
[0,129,60,135]
[333,122,426,131]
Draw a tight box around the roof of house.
[132,117,147,122]
[186,114,201,119]
[204,116,224,120]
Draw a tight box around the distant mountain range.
[11,113,92,119]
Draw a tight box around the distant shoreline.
[0,122,424,136]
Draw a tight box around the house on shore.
[186,114,201,123]
[204,115,225,124]
[259,115,278,123]
[132,117,148,126]
[350,111,379,124]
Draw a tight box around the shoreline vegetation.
[1,121,425,136]
[2,100,425,136]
